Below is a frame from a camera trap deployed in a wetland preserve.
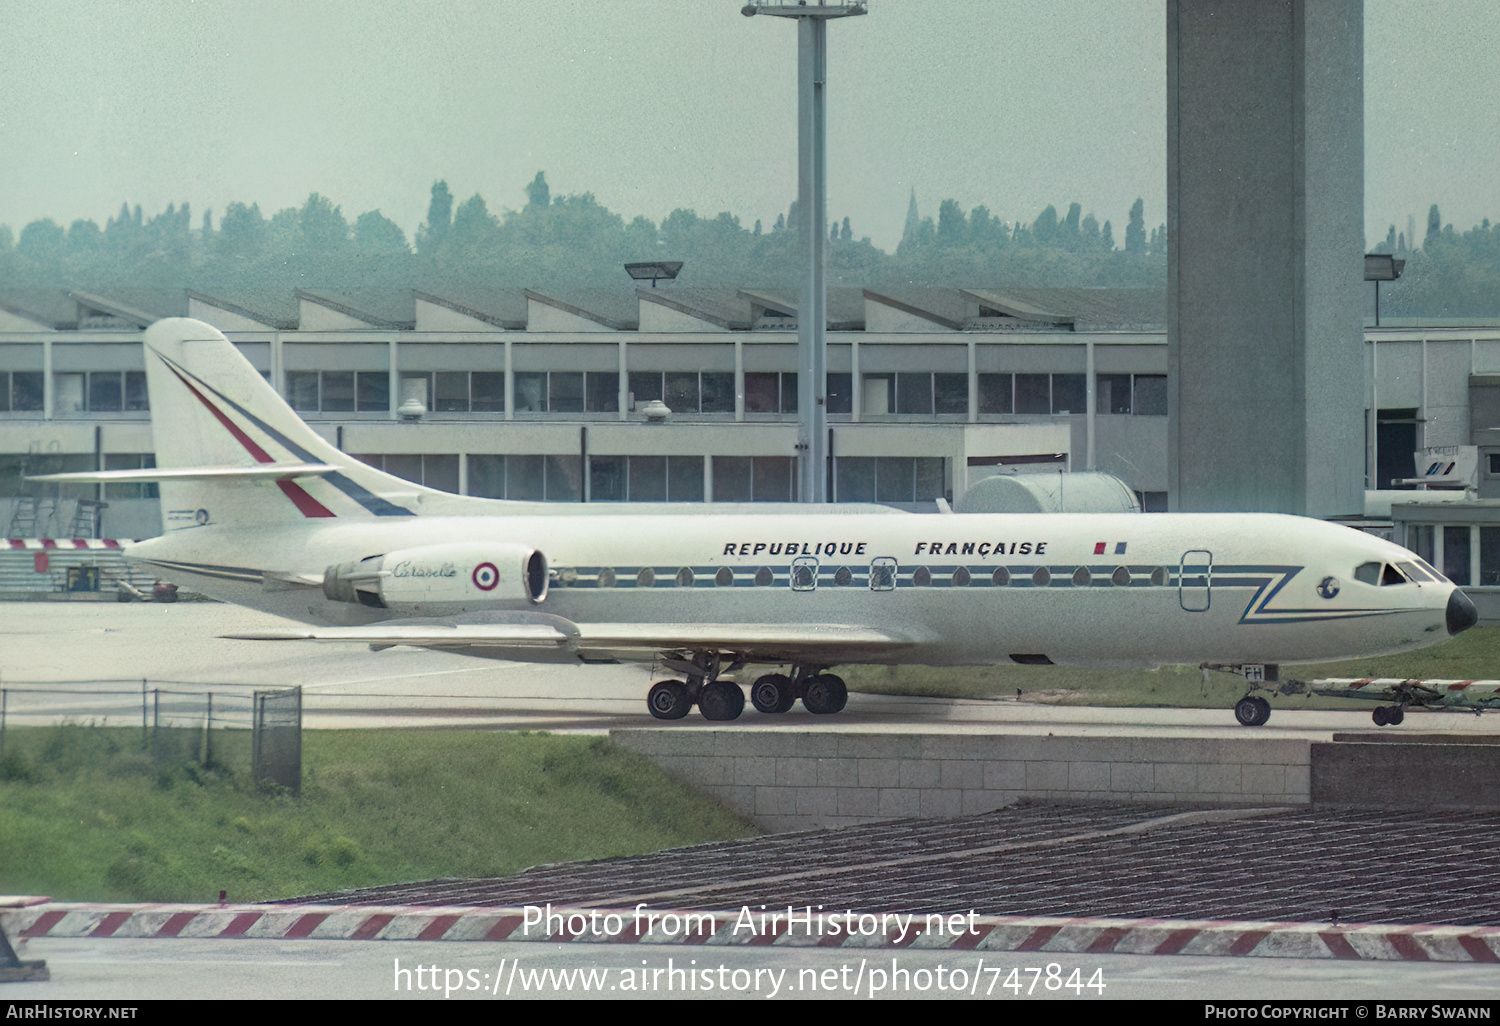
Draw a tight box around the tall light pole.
[742,2,866,503]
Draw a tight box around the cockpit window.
[1357,562,1410,586]
[1415,557,1450,583]
[1397,560,1434,583]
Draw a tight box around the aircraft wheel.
[647,680,692,720]
[1388,706,1405,725]
[1235,696,1266,727]
[1372,706,1390,726]
[699,680,746,721]
[751,674,795,714]
[802,673,848,715]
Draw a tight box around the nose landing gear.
[1234,695,1272,727]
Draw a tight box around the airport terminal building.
[0,285,1166,539]
[2,283,1500,601]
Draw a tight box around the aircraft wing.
[225,619,916,663]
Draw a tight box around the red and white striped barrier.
[5,539,125,550]
[10,903,1500,962]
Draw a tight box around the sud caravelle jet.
[34,318,1479,725]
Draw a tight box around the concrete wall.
[1312,740,1500,810]
[1167,0,1365,517]
[613,728,1311,832]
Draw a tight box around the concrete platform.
[613,723,1500,831]
[613,726,1312,832]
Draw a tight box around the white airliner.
[34,318,1479,724]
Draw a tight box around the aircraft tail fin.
[142,317,443,529]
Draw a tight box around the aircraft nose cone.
[1447,588,1479,635]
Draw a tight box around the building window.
[507,371,616,415]
[434,372,470,412]
[103,453,159,499]
[1051,374,1085,414]
[934,373,968,414]
[1444,525,1471,586]
[464,454,584,501]
[1097,374,1132,414]
[286,371,387,414]
[895,373,933,415]
[588,455,702,502]
[0,372,45,412]
[745,371,799,414]
[863,373,969,417]
[287,372,319,412]
[50,371,149,414]
[353,454,459,493]
[321,372,355,412]
[0,453,94,499]
[1480,527,1500,586]
[835,456,945,504]
[712,456,795,502]
[1408,524,1435,565]
[978,373,1013,414]
[827,373,852,414]
[629,371,731,414]
[1015,373,1050,414]
[996,372,1088,416]
[89,374,123,412]
[1097,373,1166,416]
[1135,490,1168,512]
[357,373,388,413]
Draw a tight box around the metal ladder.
[68,499,107,538]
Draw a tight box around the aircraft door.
[1180,550,1212,612]
[791,556,818,592]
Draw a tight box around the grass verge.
[843,626,1500,709]
[0,725,756,904]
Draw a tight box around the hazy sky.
[1,0,1496,254]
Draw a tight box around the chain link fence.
[0,681,300,792]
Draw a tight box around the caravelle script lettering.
[389,560,460,579]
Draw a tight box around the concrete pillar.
[1167,0,1365,516]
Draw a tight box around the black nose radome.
[1448,589,1479,635]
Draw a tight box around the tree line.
[0,173,1166,295]
[1373,204,1500,319]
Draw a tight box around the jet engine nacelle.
[323,543,548,609]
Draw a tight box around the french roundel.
[472,562,499,591]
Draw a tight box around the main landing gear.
[645,659,847,722]
[1371,705,1406,726]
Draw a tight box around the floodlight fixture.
[1363,254,1404,282]
[624,262,683,288]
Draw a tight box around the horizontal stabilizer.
[27,463,335,484]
